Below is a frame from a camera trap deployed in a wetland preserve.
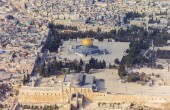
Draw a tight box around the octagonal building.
[75,38,105,56]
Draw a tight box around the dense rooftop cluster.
[0,0,170,110]
[1,0,170,32]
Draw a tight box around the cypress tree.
[85,64,90,73]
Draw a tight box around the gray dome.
[72,78,81,87]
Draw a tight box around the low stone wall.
[18,87,62,105]
[18,86,170,109]
[92,92,170,105]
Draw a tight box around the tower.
[32,77,35,87]
[151,40,156,68]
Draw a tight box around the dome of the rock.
[82,38,93,47]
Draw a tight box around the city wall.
[19,87,62,105]
[18,86,93,105]
[19,86,170,106]
[92,92,170,104]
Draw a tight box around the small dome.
[82,38,93,47]
[72,78,81,86]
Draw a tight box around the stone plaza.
[57,38,130,65]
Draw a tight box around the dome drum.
[74,38,106,56]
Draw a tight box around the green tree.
[26,74,30,82]
[127,74,139,82]
[80,59,83,66]
[76,65,82,73]
[85,64,90,73]
[118,65,126,78]
[23,75,26,85]
[44,68,49,77]
[114,58,120,65]
[102,60,106,68]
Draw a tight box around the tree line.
[43,23,170,79]
[36,57,107,77]
[118,40,150,78]
[44,23,170,53]
[48,23,77,31]
[123,11,145,24]
[85,57,106,73]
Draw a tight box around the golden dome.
[82,38,93,47]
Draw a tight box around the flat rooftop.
[64,74,94,88]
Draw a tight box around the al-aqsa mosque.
[75,38,108,56]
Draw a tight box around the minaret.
[151,40,156,68]
[32,77,35,87]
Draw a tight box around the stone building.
[18,72,170,110]
[18,74,94,110]
[75,38,108,56]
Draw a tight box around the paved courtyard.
[92,69,170,96]
[58,39,129,65]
